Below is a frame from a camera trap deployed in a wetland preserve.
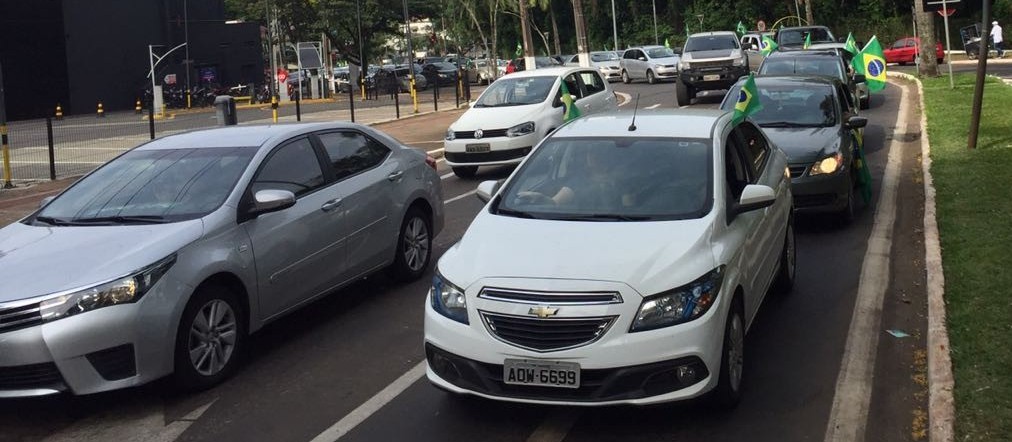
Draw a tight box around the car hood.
[451,104,547,131]
[648,56,680,65]
[438,212,717,296]
[0,220,204,302]
[684,49,739,61]
[761,126,841,163]
[593,60,621,69]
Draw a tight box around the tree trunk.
[804,0,814,25]
[462,0,490,61]
[551,5,561,55]
[519,0,536,69]
[572,0,590,66]
[915,1,940,76]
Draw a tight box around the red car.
[884,37,945,65]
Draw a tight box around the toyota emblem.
[475,129,483,139]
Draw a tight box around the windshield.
[684,35,739,52]
[474,76,556,107]
[779,28,835,46]
[646,47,676,58]
[35,147,255,225]
[758,57,844,80]
[430,62,456,70]
[495,137,713,221]
[721,83,838,127]
[590,52,619,62]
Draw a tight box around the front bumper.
[789,163,852,212]
[599,68,622,81]
[423,278,728,405]
[652,66,679,79]
[0,281,185,397]
[679,65,748,91]
[444,134,538,167]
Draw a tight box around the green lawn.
[921,74,1012,441]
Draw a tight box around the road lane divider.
[444,190,477,204]
[526,409,581,442]
[645,103,661,109]
[310,362,426,442]
[616,92,632,107]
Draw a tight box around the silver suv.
[619,45,680,84]
[676,32,749,106]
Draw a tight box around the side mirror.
[734,184,777,214]
[854,74,867,83]
[40,195,56,208]
[845,116,868,129]
[250,189,296,216]
[476,180,501,203]
[638,56,647,62]
[751,43,760,51]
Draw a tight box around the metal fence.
[1,79,478,186]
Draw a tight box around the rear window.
[778,28,835,46]
[758,56,844,80]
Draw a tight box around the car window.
[722,82,838,127]
[252,138,325,197]
[316,131,391,181]
[646,47,676,58]
[734,124,770,178]
[779,28,835,45]
[579,71,605,95]
[474,76,556,107]
[725,135,751,203]
[37,147,255,223]
[906,39,917,48]
[563,74,584,99]
[836,83,855,113]
[758,57,843,79]
[590,52,619,62]
[685,35,739,52]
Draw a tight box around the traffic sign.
[277,68,288,83]
[164,74,177,85]
[937,7,955,17]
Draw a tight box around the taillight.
[425,154,437,170]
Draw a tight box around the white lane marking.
[310,362,426,442]
[444,190,477,204]
[426,148,445,154]
[42,398,216,442]
[679,105,689,109]
[526,409,581,442]
[440,172,454,180]
[615,92,632,107]
[823,81,909,442]
[645,104,661,109]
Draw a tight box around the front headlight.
[39,254,176,322]
[506,121,535,137]
[445,128,455,141]
[678,60,690,71]
[430,272,468,324]
[733,56,747,67]
[810,152,844,176]
[630,266,725,332]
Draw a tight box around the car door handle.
[321,198,342,212]
[387,170,404,181]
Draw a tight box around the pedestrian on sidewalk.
[991,20,1004,58]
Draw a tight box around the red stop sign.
[277,68,288,83]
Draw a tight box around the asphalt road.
[0,78,931,442]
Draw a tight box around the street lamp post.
[652,0,658,45]
[183,0,191,108]
[611,0,618,51]
[696,14,704,30]
[148,42,187,117]
[403,0,418,112]
[356,0,366,100]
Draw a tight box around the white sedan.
[425,109,795,407]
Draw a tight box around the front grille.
[788,165,808,178]
[0,302,43,334]
[480,312,616,352]
[479,287,622,305]
[86,344,137,381]
[453,129,509,139]
[689,59,735,70]
[0,362,65,391]
[445,147,532,163]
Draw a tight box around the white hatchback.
[425,110,795,407]
[443,67,617,178]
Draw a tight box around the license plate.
[503,359,580,389]
[703,74,721,81]
[466,143,490,153]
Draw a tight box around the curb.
[887,71,955,442]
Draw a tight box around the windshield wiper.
[496,207,539,219]
[555,213,651,222]
[33,215,68,226]
[759,121,823,128]
[66,215,171,225]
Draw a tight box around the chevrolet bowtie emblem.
[528,306,559,318]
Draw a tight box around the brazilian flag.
[803,33,811,49]
[736,21,747,36]
[731,74,763,126]
[515,41,522,57]
[760,35,778,56]
[844,32,859,55]
[560,81,581,122]
[855,36,887,92]
[685,23,690,37]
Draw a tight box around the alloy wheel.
[403,216,430,272]
[727,312,745,392]
[188,299,238,377]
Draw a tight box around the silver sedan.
[0,122,443,396]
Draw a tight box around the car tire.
[621,70,631,84]
[840,176,857,225]
[390,207,433,282]
[711,299,745,409]
[173,283,245,391]
[646,70,656,84]
[675,81,691,107]
[773,217,796,295]
[451,166,478,178]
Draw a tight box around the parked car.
[473,58,500,85]
[804,43,872,109]
[757,49,866,110]
[443,66,618,178]
[426,109,795,407]
[740,31,775,71]
[619,45,680,84]
[721,75,867,220]
[775,25,836,50]
[384,64,428,92]
[422,62,460,87]
[562,51,624,82]
[883,37,945,65]
[505,56,563,74]
[676,31,749,106]
[0,122,444,396]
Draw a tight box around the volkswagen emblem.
[528,306,559,318]
[475,129,484,139]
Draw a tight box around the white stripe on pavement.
[440,172,454,180]
[645,104,661,109]
[823,81,909,442]
[526,409,581,442]
[444,190,477,204]
[310,362,426,442]
[615,92,632,107]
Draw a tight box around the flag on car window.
[731,73,763,126]
[560,81,581,122]
[685,23,690,37]
[515,41,522,57]
[736,21,747,36]
[665,38,671,49]
[844,32,859,55]
[803,33,812,49]
[854,36,887,91]
[760,35,778,56]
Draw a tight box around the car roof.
[554,109,730,139]
[138,123,370,151]
[744,75,842,88]
[504,66,591,78]
[777,25,832,31]
[688,31,737,38]
[765,49,841,58]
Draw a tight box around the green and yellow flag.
[665,38,671,49]
[855,36,887,91]
[685,23,690,37]
[731,73,763,126]
[736,21,747,36]
[560,81,581,122]
[844,32,859,55]
[760,35,778,56]
[803,33,812,49]
[515,41,522,57]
